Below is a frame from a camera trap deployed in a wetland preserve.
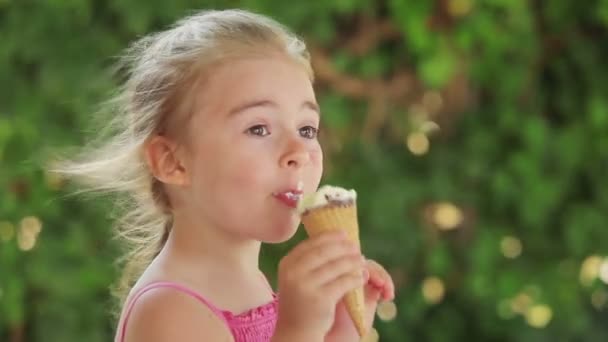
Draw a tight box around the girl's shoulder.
[117,281,233,342]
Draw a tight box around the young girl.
[59,9,394,342]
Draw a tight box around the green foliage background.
[2,0,608,341]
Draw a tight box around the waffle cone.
[301,204,366,337]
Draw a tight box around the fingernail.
[363,269,370,281]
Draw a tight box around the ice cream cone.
[301,203,366,337]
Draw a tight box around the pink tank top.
[116,281,278,342]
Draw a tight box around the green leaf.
[419,49,455,88]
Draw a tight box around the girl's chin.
[260,220,301,243]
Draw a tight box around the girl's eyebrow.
[228,99,320,117]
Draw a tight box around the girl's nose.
[279,136,310,169]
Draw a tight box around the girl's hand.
[325,258,395,341]
[273,231,367,341]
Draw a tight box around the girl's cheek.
[309,145,323,164]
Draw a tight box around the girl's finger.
[384,278,395,300]
[322,271,366,302]
[309,253,366,286]
[368,271,385,287]
[365,261,385,285]
[296,239,359,276]
[286,230,347,263]
[364,284,381,303]
[364,259,395,300]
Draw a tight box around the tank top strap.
[117,281,228,342]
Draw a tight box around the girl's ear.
[144,135,190,186]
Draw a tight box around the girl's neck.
[142,213,275,314]
[164,213,262,274]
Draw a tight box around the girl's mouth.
[273,190,303,208]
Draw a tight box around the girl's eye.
[299,126,319,139]
[247,125,270,136]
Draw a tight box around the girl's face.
[183,56,323,243]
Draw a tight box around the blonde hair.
[54,9,312,306]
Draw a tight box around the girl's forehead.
[193,57,315,112]
[206,57,310,87]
